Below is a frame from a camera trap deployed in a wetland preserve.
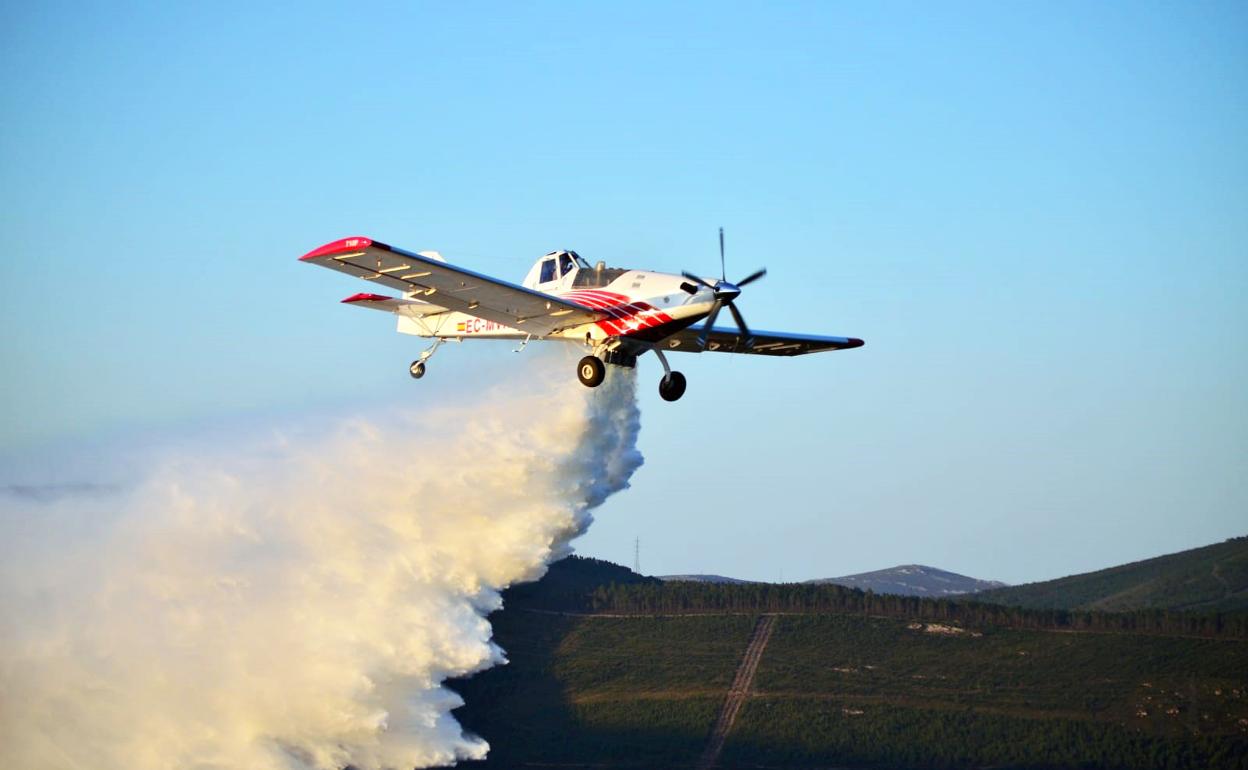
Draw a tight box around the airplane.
[299,230,863,402]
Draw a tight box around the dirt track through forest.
[696,614,776,769]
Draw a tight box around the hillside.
[978,536,1248,612]
[806,564,1006,597]
[452,555,1248,769]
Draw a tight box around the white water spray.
[0,361,642,769]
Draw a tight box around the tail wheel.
[577,356,606,388]
[659,371,686,402]
[409,361,426,379]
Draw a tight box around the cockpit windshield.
[538,250,591,285]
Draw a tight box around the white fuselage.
[395,253,718,354]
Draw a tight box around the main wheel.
[577,355,606,388]
[409,361,426,379]
[658,371,686,402]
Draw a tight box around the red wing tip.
[845,338,865,348]
[342,293,393,303]
[299,237,374,261]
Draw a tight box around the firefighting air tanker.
[300,230,863,401]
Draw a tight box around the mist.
[0,358,642,769]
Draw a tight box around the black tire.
[409,361,426,379]
[659,371,687,402]
[577,356,606,388]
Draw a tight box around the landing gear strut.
[577,355,606,388]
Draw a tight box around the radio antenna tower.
[633,536,641,574]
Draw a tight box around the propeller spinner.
[680,228,766,349]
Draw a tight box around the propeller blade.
[736,267,767,287]
[698,300,723,348]
[679,281,699,295]
[718,227,726,282]
[681,271,715,289]
[727,301,753,347]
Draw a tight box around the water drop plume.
[0,359,643,769]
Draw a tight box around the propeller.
[680,228,766,349]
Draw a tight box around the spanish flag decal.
[456,322,466,332]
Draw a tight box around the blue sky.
[2,1,1245,583]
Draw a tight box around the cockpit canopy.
[525,249,626,290]
[538,250,590,283]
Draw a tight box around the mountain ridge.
[641,535,1248,611]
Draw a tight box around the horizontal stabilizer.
[341,292,444,314]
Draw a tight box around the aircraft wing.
[663,325,865,356]
[299,237,603,336]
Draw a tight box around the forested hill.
[504,555,657,608]
[460,554,1248,769]
[977,536,1248,612]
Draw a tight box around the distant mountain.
[805,565,1006,597]
[977,536,1248,612]
[659,574,758,585]
[659,568,1004,593]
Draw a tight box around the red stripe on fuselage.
[560,289,674,337]
[564,295,624,334]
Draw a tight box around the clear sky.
[2,1,1245,584]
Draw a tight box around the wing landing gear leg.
[409,338,444,380]
[653,349,686,402]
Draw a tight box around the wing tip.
[299,236,375,261]
[845,337,865,349]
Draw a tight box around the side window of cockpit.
[539,259,557,283]
[559,253,575,276]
